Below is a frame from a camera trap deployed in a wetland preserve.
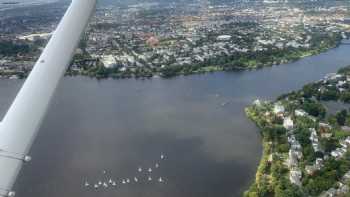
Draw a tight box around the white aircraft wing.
[0,0,96,196]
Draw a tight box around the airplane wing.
[0,0,96,196]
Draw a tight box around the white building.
[217,35,232,41]
[283,117,294,130]
[290,169,302,186]
[18,32,52,41]
[101,55,117,68]
[273,104,285,114]
[295,109,307,117]
[253,99,262,106]
[309,128,321,152]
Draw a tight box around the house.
[267,154,273,163]
[331,151,340,158]
[309,128,318,142]
[295,109,307,117]
[253,99,262,107]
[315,158,324,169]
[310,128,321,152]
[340,140,348,148]
[337,81,347,88]
[341,126,350,132]
[305,165,318,175]
[283,117,294,130]
[319,122,332,138]
[319,122,332,129]
[288,150,299,168]
[101,55,117,68]
[307,115,317,122]
[338,183,350,194]
[321,183,350,197]
[342,170,350,182]
[217,35,232,41]
[290,169,302,186]
[320,188,337,197]
[331,148,347,160]
[288,135,302,152]
[345,137,350,145]
[324,73,343,81]
[288,135,296,144]
[291,143,302,151]
[273,103,285,114]
[321,132,333,139]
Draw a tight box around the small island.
[245,66,350,196]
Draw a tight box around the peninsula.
[245,65,350,196]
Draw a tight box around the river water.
[0,42,350,197]
[0,0,58,11]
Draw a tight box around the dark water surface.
[1,42,350,197]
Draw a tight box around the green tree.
[302,100,326,118]
[336,110,348,126]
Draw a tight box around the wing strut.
[0,0,96,196]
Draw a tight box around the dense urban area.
[0,0,350,79]
[245,65,350,197]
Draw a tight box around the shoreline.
[244,107,274,197]
[1,37,344,80]
[0,0,59,11]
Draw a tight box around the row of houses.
[277,105,304,186]
[331,137,350,160]
[320,169,350,197]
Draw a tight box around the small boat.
[161,154,165,160]
[158,177,164,183]
[103,182,108,188]
[148,168,152,173]
[84,181,90,187]
[98,181,102,185]
[148,176,152,181]
[126,178,130,183]
[103,170,107,174]
[134,177,138,182]
[94,184,99,189]
[138,167,142,172]
[112,182,117,186]
[108,179,113,184]
[155,163,160,168]
[122,179,126,184]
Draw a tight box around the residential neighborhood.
[1,1,350,79]
[245,65,350,196]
